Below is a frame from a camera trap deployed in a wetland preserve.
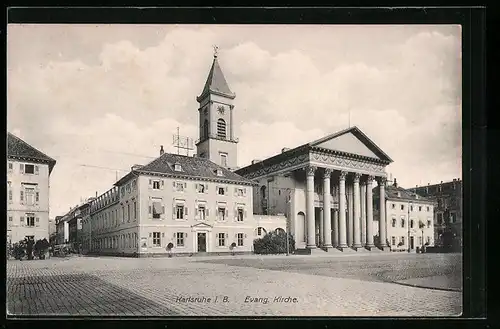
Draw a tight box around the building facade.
[236,127,394,252]
[373,179,435,252]
[412,179,462,246]
[82,152,258,257]
[7,133,56,244]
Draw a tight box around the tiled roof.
[197,56,235,101]
[116,153,255,186]
[373,184,434,203]
[7,132,56,174]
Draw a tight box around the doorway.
[197,233,207,252]
[410,236,415,250]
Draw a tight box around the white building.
[7,133,56,244]
[373,179,435,251]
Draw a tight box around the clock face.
[217,105,225,115]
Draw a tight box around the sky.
[7,24,462,218]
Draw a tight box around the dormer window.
[215,169,223,177]
[174,163,182,172]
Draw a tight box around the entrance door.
[410,236,415,250]
[197,233,207,252]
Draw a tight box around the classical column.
[360,181,367,246]
[323,169,333,248]
[306,166,317,249]
[319,207,324,246]
[338,171,348,248]
[332,209,339,247]
[347,182,353,246]
[353,173,362,248]
[365,175,375,248]
[378,177,387,249]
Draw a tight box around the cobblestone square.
[7,253,462,317]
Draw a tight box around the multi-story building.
[373,179,435,252]
[7,132,56,244]
[55,200,92,248]
[82,152,257,256]
[412,179,462,246]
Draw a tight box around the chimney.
[131,164,143,171]
[453,178,456,182]
[281,147,290,153]
[160,145,164,156]
[252,159,261,165]
[440,181,443,184]
[95,191,98,197]
[393,178,398,187]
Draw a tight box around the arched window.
[260,186,266,200]
[203,119,209,139]
[275,228,286,235]
[217,119,226,138]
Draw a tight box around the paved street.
[7,253,462,317]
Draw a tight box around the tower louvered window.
[217,119,226,138]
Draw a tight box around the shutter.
[20,191,24,202]
[184,207,188,217]
[206,208,210,217]
[149,179,152,188]
[162,205,165,216]
[244,209,247,219]
[184,182,187,188]
[173,181,176,191]
[173,233,176,238]
[35,166,39,175]
[234,188,238,196]
[195,183,199,191]
[225,187,228,194]
[244,188,247,196]
[245,234,247,238]
[20,164,24,173]
[235,234,238,238]
[225,209,229,218]
[205,184,208,193]
[234,208,237,221]
[172,199,176,219]
[148,204,152,215]
[161,180,164,189]
[20,216,24,226]
[225,233,229,238]
[194,205,199,220]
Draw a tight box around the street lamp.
[407,201,412,253]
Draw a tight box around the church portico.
[235,126,394,254]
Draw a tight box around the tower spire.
[213,44,219,58]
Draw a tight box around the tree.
[34,239,50,259]
[253,231,295,254]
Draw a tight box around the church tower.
[196,49,238,170]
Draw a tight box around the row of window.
[8,215,40,227]
[84,232,139,250]
[150,179,247,197]
[148,200,247,222]
[149,232,245,248]
[436,212,458,224]
[391,204,431,212]
[84,200,138,231]
[7,162,40,175]
[120,180,138,198]
[391,217,432,229]
[390,235,431,246]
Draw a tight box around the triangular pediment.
[191,222,213,229]
[309,127,392,162]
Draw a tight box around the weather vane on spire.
[213,45,219,58]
